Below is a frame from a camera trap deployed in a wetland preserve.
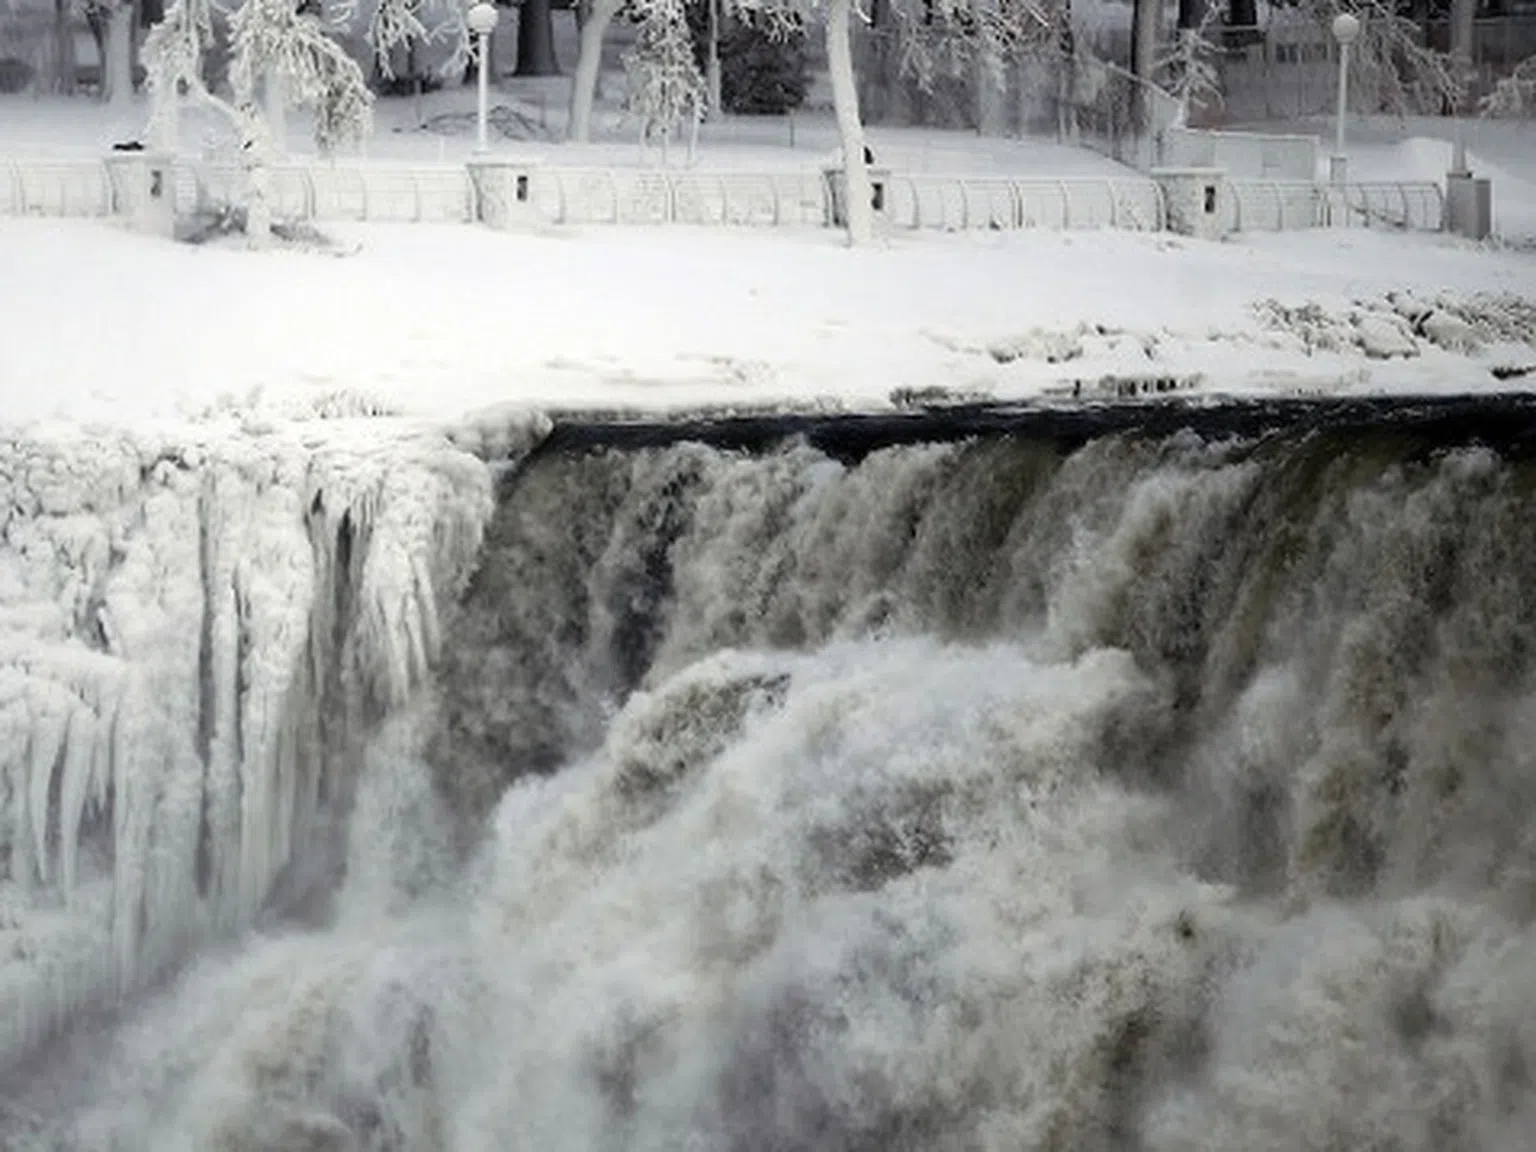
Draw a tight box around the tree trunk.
[88,8,107,96]
[146,0,179,154]
[516,0,560,76]
[705,0,722,119]
[408,42,425,127]
[106,4,134,108]
[239,104,273,249]
[825,0,873,246]
[972,0,1002,135]
[265,69,287,157]
[568,0,619,142]
[1129,0,1160,131]
[1449,0,1476,109]
[1130,0,1159,82]
[55,0,77,95]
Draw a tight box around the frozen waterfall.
[0,421,496,1068]
[3,405,1536,1151]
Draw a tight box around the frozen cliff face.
[0,417,498,1067]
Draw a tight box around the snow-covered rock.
[1419,309,1482,353]
[988,329,1085,365]
[1353,311,1421,360]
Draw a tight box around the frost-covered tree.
[623,0,706,162]
[1296,0,1461,115]
[885,0,1058,125]
[1481,55,1536,118]
[733,0,877,242]
[1155,0,1220,121]
[350,0,470,121]
[567,0,876,242]
[144,0,372,246]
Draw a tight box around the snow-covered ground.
[3,218,1535,430]
[1,93,1534,429]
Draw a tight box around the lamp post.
[467,1,500,155]
[1330,12,1360,185]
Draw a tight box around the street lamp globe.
[467,1,499,36]
[1331,12,1360,45]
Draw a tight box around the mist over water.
[7,426,1536,1150]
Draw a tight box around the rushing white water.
[4,422,1536,1150]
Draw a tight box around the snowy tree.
[348,0,470,123]
[725,0,884,243]
[1296,0,1461,115]
[1481,55,1536,118]
[568,0,877,242]
[143,0,372,246]
[1155,0,1220,120]
[884,0,1058,123]
[622,0,706,163]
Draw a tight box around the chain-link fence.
[1047,54,1186,172]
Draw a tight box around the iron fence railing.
[0,156,1448,236]
[1224,179,1444,231]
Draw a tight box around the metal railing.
[881,175,1166,232]
[1,158,113,217]
[1224,180,1444,231]
[185,161,478,223]
[521,168,830,227]
[0,155,1443,237]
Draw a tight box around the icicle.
[411,553,441,667]
[59,704,96,901]
[236,650,278,928]
[207,572,244,927]
[28,685,68,887]
[398,591,427,707]
[88,679,118,820]
[111,679,154,994]
[10,733,33,891]
[140,739,206,981]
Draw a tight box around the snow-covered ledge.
[1149,166,1230,241]
[468,158,542,230]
